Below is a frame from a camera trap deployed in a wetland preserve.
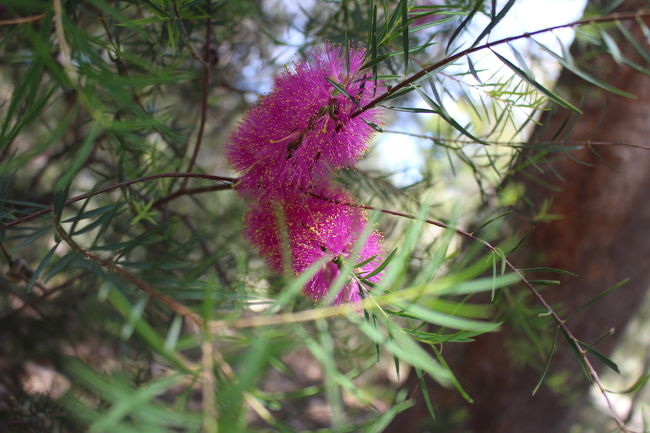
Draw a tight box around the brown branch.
[0,13,46,26]
[153,184,232,208]
[53,215,202,326]
[309,192,634,432]
[0,272,89,322]
[1,172,235,230]
[0,278,47,320]
[0,240,91,322]
[0,241,13,266]
[353,9,650,118]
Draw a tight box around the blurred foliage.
[1,0,649,432]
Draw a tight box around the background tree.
[388,1,650,432]
[1,1,649,433]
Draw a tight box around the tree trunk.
[386,2,650,432]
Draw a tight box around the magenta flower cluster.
[227,44,385,304]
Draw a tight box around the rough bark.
[386,3,650,432]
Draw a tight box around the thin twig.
[0,278,48,320]
[384,129,650,151]
[0,241,13,266]
[209,303,355,331]
[175,0,213,190]
[171,0,206,65]
[154,184,232,208]
[0,13,46,26]
[201,338,218,433]
[53,214,203,325]
[201,335,219,433]
[1,172,235,230]
[99,15,185,159]
[0,272,89,322]
[53,0,76,81]
[353,9,650,117]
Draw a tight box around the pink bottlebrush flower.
[244,190,384,304]
[226,44,383,197]
[226,43,387,305]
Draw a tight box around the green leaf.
[377,0,407,48]
[88,375,182,433]
[363,397,413,433]
[533,40,634,99]
[570,278,629,318]
[467,56,483,84]
[599,28,623,64]
[368,0,378,87]
[362,42,437,70]
[163,315,183,352]
[412,83,487,144]
[15,226,51,250]
[446,0,483,53]
[53,123,100,219]
[362,117,384,132]
[406,329,483,344]
[107,287,162,352]
[426,299,491,319]
[130,199,159,225]
[62,204,119,223]
[201,275,216,323]
[269,255,330,314]
[353,315,453,386]
[26,243,59,292]
[73,207,123,236]
[578,340,620,374]
[520,267,578,277]
[359,247,397,280]
[527,279,560,286]
[84,0,150,38]
[391,301,500,332]
[326,77,358,106]
[354,254,380,268]
[0,58,44,138]
[44,252,77,282]
[299,324,373,415]
[472,0,515,48]
[426,273,520,296]
[532,326,559,396]
[379,105,438,113]
[638,16,650,46]
[120,295,149,340]
[415,367,436,419]
[408,17,457,33]
[610,374,650,395]
[475,211,512,232]
[558,327,591,381]
[401,0,408,75]
[491,50,582,113]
